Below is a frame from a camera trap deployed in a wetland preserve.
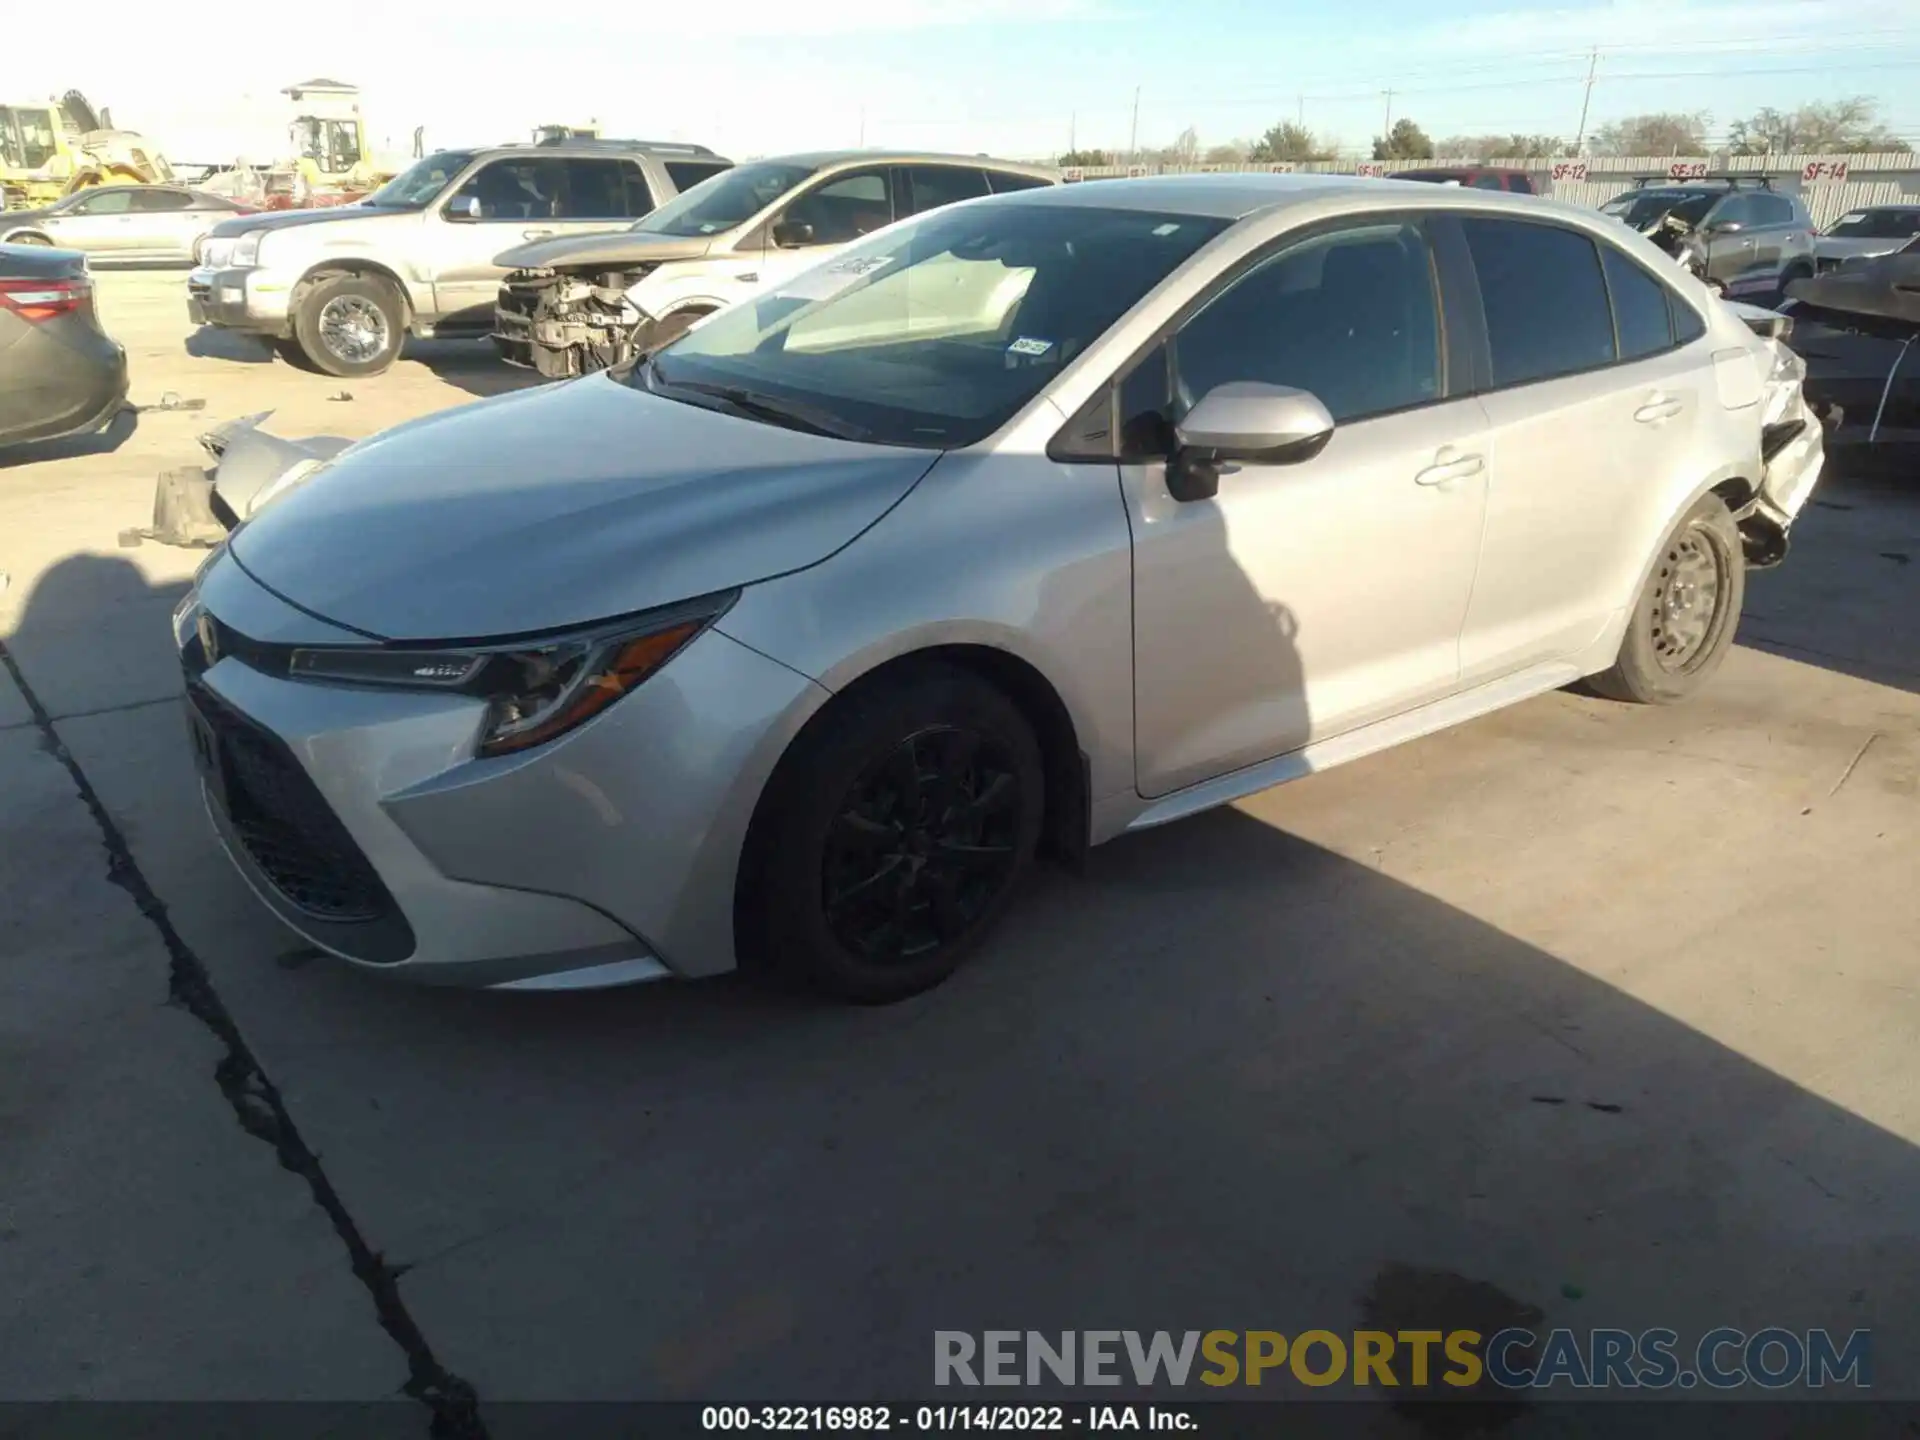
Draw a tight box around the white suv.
[187,140,730,376]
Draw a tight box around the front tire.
[292,273,405,377]
[1589,492,1745,705]
[637,305,714,357]
[743,662,1044,1004]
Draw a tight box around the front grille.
[188,681,398,926]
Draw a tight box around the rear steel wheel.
[1588,492,1744,705]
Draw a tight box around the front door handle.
[521,228,554,240]
[1415,450,1485,487]
[1635,394,1685,423]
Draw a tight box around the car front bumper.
[186,265,296,333]
[175,553,831,988]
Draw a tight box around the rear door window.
[1470,173,1505,190]
[1460,217,1616,386]
[665,159,732,193]
[553,158,654,218]
[903,165,991,216]
[987,171,1052,193]
[131,188,194,211]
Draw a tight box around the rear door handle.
[1635,395,1685,423]
[521,228,554,240]
[1414,451,1485,487]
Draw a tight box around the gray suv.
[188,139,732,376]
[1599,179,1815,298]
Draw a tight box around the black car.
[0,243,129,448]
[1780,236,1920,464]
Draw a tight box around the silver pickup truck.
[186,139,730,376]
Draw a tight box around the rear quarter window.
[665,160,732,193]
[987,171,1053,193]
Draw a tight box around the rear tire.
[6,231,52,246]
[292,273,405,377]
[741,662,1044,1004]
[1589,493,1744,705]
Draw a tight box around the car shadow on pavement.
[407,338,547,399]
[1743,460,1920,694]
[0,405,139,470]
[5,545,1915,1412]
[185,326,273,364]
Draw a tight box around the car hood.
[1,205,58,228]
[226,374,939,641]
[492,229,716,272]
[203,205,391,239]
[1813,235,1909,260]
[1786,250,1920,333]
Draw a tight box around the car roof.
[977,171,1566,221]
[747,149,1054,177]
[472,141,730,161]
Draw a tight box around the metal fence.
[1048,153,1920,229]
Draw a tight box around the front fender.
[627,263,756,322]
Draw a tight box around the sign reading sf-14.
[1802,159,1850,183]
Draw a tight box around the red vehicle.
[1394,167,1536,194]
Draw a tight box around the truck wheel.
[293,274,405,377]
[1588,493,1745,706]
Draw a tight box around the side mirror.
[771,219,816,248]
[1707,217,1743,234]
[1167,382,1335,502]
[445,196,481,223]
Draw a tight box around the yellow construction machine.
[0,91,174,209]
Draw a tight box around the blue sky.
[6,0,1918,164]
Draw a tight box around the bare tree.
[1203,141,1250,164]
[1591,111,1709,157]
[1727,98,1910,154]
[1057,148,1112,167]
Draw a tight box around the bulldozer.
[0,91,174,209]
[260,79,397,209]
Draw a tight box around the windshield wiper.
[653,375,871,442]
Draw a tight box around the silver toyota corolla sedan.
[174,175,1820,1002]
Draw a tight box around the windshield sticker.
[1152,222,1181,236]
[773,256,895,302]
[1007,337,1054,357]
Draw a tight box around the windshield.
[633,161,814,237]
[637,201,1229,448]
[1601,190,1716,230]
[1825,208,1920,240]
[362,151,474,209]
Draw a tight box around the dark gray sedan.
[0,243,128,448]
[0,185,258,264]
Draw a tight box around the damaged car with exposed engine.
[1599,176,1815,300]
[491,151,1055,378]
[1778,235,1920,467]
[187,138,730,377]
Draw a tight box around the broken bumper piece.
[125,412,355,549]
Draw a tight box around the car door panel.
[1125,217,1487,798]
[1456,218,1710,683]
[1128,399,1488,796]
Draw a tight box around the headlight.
[231,231,265,267]
[285,593,735,757]
[201,236,235,269]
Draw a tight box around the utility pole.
[1128,86,1141,163]
[1382,89,1395,147]
[858,107,866,147]
[1297,93,1304,127]
[1068,111,1076,156]
[1573,47,1598,152]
